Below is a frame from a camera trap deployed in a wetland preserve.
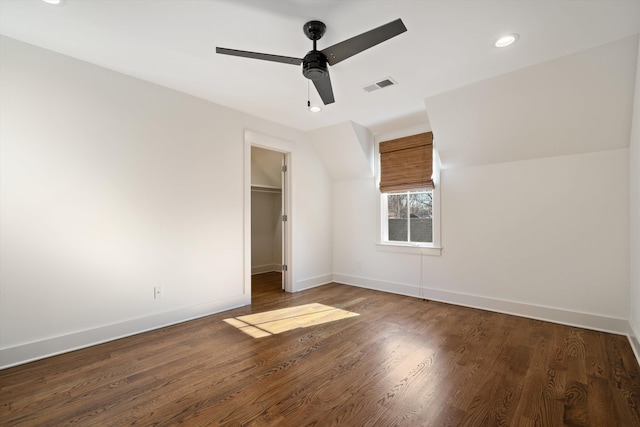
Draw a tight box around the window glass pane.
[387,193,408,241]
[409,191,432,219]
[387,193,408,219]
[409,191,432,243]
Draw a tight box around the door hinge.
[282,264,288,272]
[282,165,287,173]
[282,214,287,222]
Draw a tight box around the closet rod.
[251,186,282,194]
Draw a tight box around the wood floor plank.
[484,344,531,426]
[1,272,640,426]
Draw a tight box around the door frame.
[244,130,293,296]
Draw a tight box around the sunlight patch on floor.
[224,303,359,338]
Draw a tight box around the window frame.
[382,189,434,245]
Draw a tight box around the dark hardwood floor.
[1,272,639,426]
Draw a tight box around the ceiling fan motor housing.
[302,51,328,80]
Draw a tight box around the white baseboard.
[295,274,333,292]
[0,294,250,370]
[251,264,281,275]
[5,275,637,370]
[629,321,640,367]
[332,273,631,336]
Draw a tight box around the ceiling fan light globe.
[304,68,328,80]
[495,33,519,47]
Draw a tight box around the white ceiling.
[1,0,639,134]
[426,35,639,168]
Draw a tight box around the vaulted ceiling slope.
[1,0,639,134]
[426,35,639,169]
[307,121,374,181]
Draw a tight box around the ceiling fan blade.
[312,74,335,105]
[216,47,303,65]
[321,19,407,66]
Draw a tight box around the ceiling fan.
[216,19,407,106]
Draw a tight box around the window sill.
[376,242,442,256]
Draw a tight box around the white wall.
[334,149,630,332]
[630,39,640,357]
[291,142,334,290]
[0,37,332,367]
[438,151,629,319]
[2,31,635,368]
[332,37,637,334]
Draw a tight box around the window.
[384,189,433,243]
[378,131,440,252]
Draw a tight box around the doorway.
[244,130,292,298]
[251,146,285,294]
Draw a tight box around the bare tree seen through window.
[387,190,432,219]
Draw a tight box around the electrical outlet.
[154,286,163,299]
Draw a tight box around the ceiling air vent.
[363,77,397,93]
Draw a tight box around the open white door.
[281,154,288,291]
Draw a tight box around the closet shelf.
[251,185,282,193]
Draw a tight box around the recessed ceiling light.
[42,0,64,5]
[308,105,322,113]
[495,33,519,48]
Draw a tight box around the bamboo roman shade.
[379,132,434,193]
